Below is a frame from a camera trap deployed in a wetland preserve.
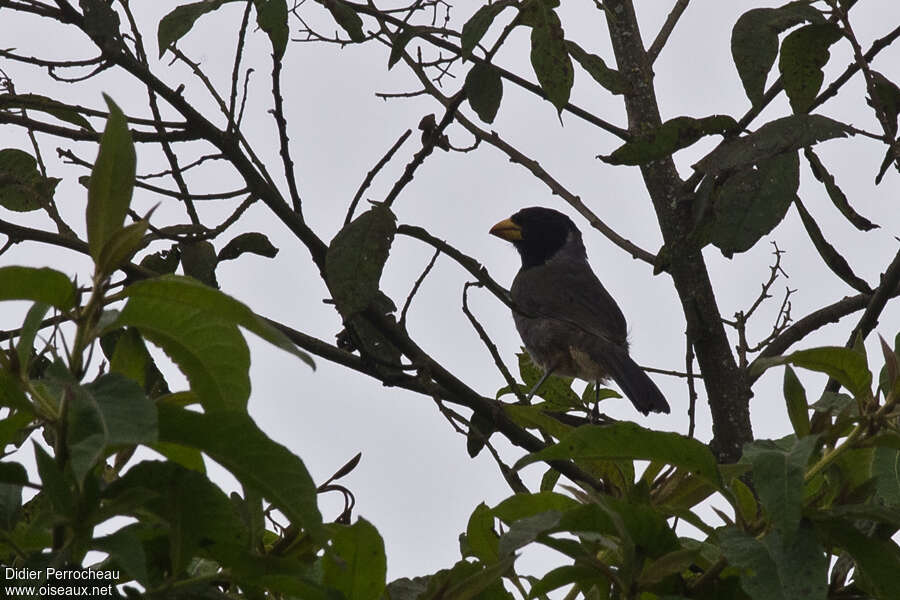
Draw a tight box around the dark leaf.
[466,502,499,563]
[461,2,515,58]
[779,23,842,114]
[179,239,219,288]
[793,196,871,292]
[97,213,152,278]
[139,245,181,275]
[325,204,396,318]
[492,491,578,523]
[320,0,365,43]
[157,0,236,58]
[565,40,626,95]
[466,410,494,458]
[252,0,289,59]
[33,442,74,517]
[867,71,900,138]
[323,518,386,600]
[217,232,279,262]
[704,151,799,256]
[694,114,850,176]
[731,2,825,106]
[465,63,503,124]
[803,147,877,231]
[0,480,22,531]
[92,525,150,587]
[16,302,51,377]
[815,519,900,599]
[528,4,572,113]
[601,115,737,165]
[87,95,135,261]
[388,28,416,69]
[0,148,59,212]
[0,93,94,130]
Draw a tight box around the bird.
[490,207,670,416]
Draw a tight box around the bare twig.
[345,129,412,226]
[400,248,440,327]
[647,0,690,64]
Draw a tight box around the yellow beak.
[489,217,522,241]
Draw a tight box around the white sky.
[2,0,899,583]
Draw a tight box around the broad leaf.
[319,0,365,43]
[325,204,396,318]
[253,0,288,59]
[751,346,871,398]
[601,115,737,165]
[515,422,721,487]
[694,114,850,176]
[461,2,515,58]
[779,23,842,113]
[565,40,625,95]
[158,0,236,58]
[217,231,279,262]
[0,266,75,309]
[466,502,499,563]
[731,2,825,106]
[815,519,900,599]
[527,4,572,113]
[0,148,60,212]
[704,150,799,257]
[804,148,877,231]
[323,517,387,600]
[86,95,135,261]
[783,366,810,437]
[157,405,323,537]
[465,63,503,124]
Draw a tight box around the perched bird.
[490,207,670,415]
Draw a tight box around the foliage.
[0,0,898,599]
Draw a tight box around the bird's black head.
[490,207,584,269]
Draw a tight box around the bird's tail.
[606,348,670,415]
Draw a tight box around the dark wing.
[511,259,628,347]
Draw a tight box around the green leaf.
[461,2,515,58]
[157,0,235,58]
[601,115,737,165]
[565,40,626,95]
[66,386,107,487]
[752,346,871,398]
[0,480,22,531]
[465,63,503,124]
[97,215,151,278]
[731,2,825,107]
[873,446,900,505]
[0,266,75,310]
[252,0,289,59]
[104,460,248,574]
[157,404,323,537]
[779,23,842,114]
[730,477,759,524]
[694,114,850,176]
[0,93,93,130]
[0,462,27,486]
[492,491,578,523]
[783,366,810,437]
[112,275,313,410]
[704,150,799,257]
[217,232,279,262]
[87,373,158,446]
[719,521,828,600]
[33,442,75,517]
[92,525,150,586]
[325,204,396,318]
[323,517,386,600]
[498,510,561,557]
[528,4,572,113]
[515,422,721,487]
[87,95,135,262]
[815,519,900,599]
[742,435,818,537]
[0,148,60,212]
[320,0,365,43]
[528,565,606,598]
[16,302,51,376]
[466,502,499,563]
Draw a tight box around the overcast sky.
[2,0,899,583]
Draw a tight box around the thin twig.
[345,129,412,225]
[686,338,697,438]
[647,0,690,64]
[400,248,440,327]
